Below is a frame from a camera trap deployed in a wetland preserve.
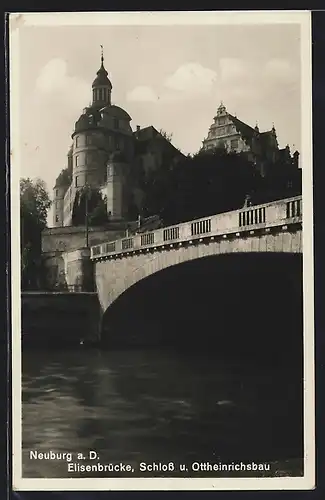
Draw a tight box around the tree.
[20,178,52,290]
[159,129,173,143]
[141,146,262,225]
[72,187,109,227]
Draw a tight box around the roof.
[92,61,112,89]
[73,108,101,133]
[228,114,256,147]
[100,104,131,121]
[133,126,184,159]
[133,126,159,141]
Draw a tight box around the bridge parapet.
[91,196,302,260]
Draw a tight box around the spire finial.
[100,44,104,65]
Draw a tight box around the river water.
[21,346,303,479]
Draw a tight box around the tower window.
[55,189,58,197]
[75,155,80,167]
[86,135,93,145]
[76,136,80,147]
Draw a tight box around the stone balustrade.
[90,196,302,260]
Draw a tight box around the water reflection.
[22,347,303,478]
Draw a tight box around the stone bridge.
[91,196,302,314]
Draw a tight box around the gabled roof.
[133,126,183,158]
[133,125,159,141]
[228,114,256,147]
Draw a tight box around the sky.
[12,13,304,213]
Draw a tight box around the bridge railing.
[91,196,302,260]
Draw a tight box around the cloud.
[219,58,249,83]
[164,63,217,94]
[126,85,158,102]
[35,58,89,108]
[263,58,297,83]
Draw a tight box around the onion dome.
[92,47,112,90]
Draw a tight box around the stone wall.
[63,248,94,290]
[21,292,101,346]
[42,225,127,253]
[42,225,127,289]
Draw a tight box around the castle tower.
[105,151,129,220]
[91,46,112,109]
[52,184,66,227]
[71,111,103,191]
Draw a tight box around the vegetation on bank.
[20,178,52,290]
[140,146,301,226]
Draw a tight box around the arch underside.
[97,249,303,362]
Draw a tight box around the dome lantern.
[92,45,112,108]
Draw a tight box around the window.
[55,189,58,197]
[55,215,59,223]
[75,155,80,167]
[75,176,78,187]
[114,118,119,130]
[231,139,239,150]
[76,136,80,147]
[219,117,226,125]
[218,127,225,136]
[107,166,112,177]
[86,135,93,145]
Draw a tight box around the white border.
[10,10,315,491]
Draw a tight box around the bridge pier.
[63,247,95,291]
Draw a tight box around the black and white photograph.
[10,11,314,491]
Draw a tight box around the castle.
[52,49,183,228]
[202,102,299,177]
[42,53,300,291]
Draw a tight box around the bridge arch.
[95,228,302,314]
[98,251,303,361]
